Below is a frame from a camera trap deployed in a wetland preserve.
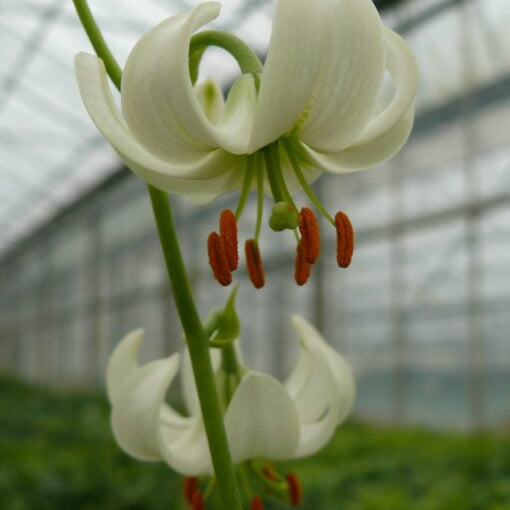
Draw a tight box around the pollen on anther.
[286,473,302,507]
[183,477,198,505]
[251,495,264,510]
[298,207,320,264]
[191,491,205,510]
[245,239,265,289]
[219,209,239,271]
[207,232,232,286]
[335,211,354,268]
[294,241,311,286]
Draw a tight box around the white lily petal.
[216,74,257,145]
[297,104,414,173]
[195,79,224,124]
[354,28,418,146]
[159,414,213,476]
[122,2,252,155]
[111,355,180,461]
[249,0,385,153]
[75,53,244,202]
[293,403,338,458]
[291,316,355,424]
[225,372,300,462]
[181,344,222,417]
[106,328,144,404]
[285,337,335,424]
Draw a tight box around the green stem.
[72,0,122,90]
[72,2,243,509]
[148,189,243,510]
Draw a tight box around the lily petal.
[159,414,213,476]
[122,2,253,156]
[225,372,300,462]
[106,328,144,403]
[353,28,418,147]
[296,28,418,173]
[249,0,385,153]
[111,355,180,461]
[299,105,415,172]
[291,316,355,424]
[75,52,244,202]
[195,79,224,124]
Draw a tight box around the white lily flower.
[106,315,355,476]
[75,0,418,205]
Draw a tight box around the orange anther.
[191,491,205,510]
[294,241,311,286]
[286,473,302,507]
[298,207,320,264]
[262,466,277,482]
[207,232,232,286]
[250,495,264,510]
[183,477,198,504]
[219,209,239,271]
[335,211,354,268]
[245,239,265,289]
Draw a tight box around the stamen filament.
[255,156,265,242]
[235,156,255,220]
[282,138,335,226]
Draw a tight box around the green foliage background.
[1,376,509,510]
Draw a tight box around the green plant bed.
[1,376,509,510]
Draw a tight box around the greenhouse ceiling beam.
[414,73,510,136]
[0,0,65,114]
[396,0,474,35]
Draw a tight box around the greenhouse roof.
[1,0,509,255]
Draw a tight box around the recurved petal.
[106,328,144,404]
[285,334,336,425]
[299,105,414,173]
[291,316,355,424]
[296,28,417,173]
[122,2,254,156]
[249,0,385,153]
[111,355,180,461]
[75,53,244,202]
[287,316,355,457]
[224,372,300,463]
[158,414,213,476]
[352,28,418,147]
